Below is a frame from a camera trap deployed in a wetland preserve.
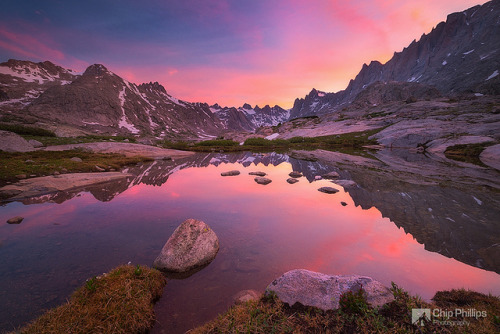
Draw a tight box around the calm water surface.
[0,152,499,333]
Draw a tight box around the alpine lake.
[1,149,499,333]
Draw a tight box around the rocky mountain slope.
[1,61,225,138]
[290,0,500,118]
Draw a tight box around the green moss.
[0,150,152,183]
[0,123,56,137]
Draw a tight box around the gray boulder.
[28,139,44,148]
[318,187,339,194]
[254,177,272,185]
[287,178,299,184]
[153,219,219,273]
[265,269,393,311]
[480,144,500,171]
[0,131,35,152]
[70,157,83,162]
[221,170,240,176]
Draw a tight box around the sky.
[0,0,489,108]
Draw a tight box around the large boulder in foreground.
[153,219,219,273]
[265,269,393,311]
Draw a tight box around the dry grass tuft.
[17,265,166,334]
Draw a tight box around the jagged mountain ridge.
[210,103,290,131]
[290,0,500,119]
[1,61,226,138]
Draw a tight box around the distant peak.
[140,81,167,94]
[242,103,252,109]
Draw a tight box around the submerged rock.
[254,177,272,185]
[249,171,266,176]
[287,178,299,184]
[153,219,219,273]
[341,202,348,206]
[233,290,261,304]
[331,180,357,188]
[318,187,339,194]
[221,170,240,176]
[289,171,303,178]
[322,171,340,179]
[7,216,24,224]
[265,269,393,311]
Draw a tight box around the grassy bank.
[193,284,499,333]
[160,128,382,153]
[17,265,166,334]
[0,150,152,183]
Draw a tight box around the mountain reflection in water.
[0,151,498,333]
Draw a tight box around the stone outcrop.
[265,269,394,310]
[0,131,35,152]
[153,219,219,273]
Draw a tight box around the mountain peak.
[242,103,252,109]
[83,64,109,76]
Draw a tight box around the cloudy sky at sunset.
[0,0,488,108]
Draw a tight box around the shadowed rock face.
[290,0,500,119]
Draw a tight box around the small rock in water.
[315,175,322,180]
[254,177,272,185]
[70,157,82,162]
[233,290,261,304]
[7,216,24,224]
[289,171,302,178]
[221,170,240,176]
[287,178,299,184]
[322,171,340,179]
[318,187,339,194]
[341,202,347,206]
[249,171,266,176]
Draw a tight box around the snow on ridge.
[463,49,475,55]
[442,60,447,66]
[265,133,280,140]
[118,87,140,134]
[486,70,498,81]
